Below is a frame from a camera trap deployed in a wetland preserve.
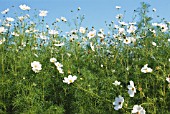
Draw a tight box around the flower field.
[0,2,170,114]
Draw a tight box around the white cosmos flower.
[113,95,124,110]
[1,8,9,14]
[11,32,19,36]
[6,17,14,22]
[127,80,136,97]
[141,64,153,73]
[159,23,168,32]
[0,38,5,45]
[57,67,64,74]
[56,18,60,22]
[79,27,86,34]
[87,30,96,39]
[39,10,48,17]
[152,42,157,46]
[166,77,170,83]
[50,58,57,63]
[90,42,95,51]
[31,61,42,73]
[118,28,125,34]
[54,42,65,47]
[54,62,63,68]
[152,8,156,12]
[48,30,59,35]
[113,80,121,86]
[127,25,137,33]
[61,17,67,22]
[19,4,30,10]
[116,14,123,19]
[132,105,146,114]
[0,27,6,33]
[63,75,77,84]
[123,37,131,44]
[115,6,121,9]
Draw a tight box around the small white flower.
[127,80,136,97]
[63,75,77,84]
[79,27,86,34]
[54,62,63,68]
[168,39,170,42]
[50,58,57,63]
[118,28,125,34]
[87,30,96,39]
[123,37,131,44]
[115,6,121,9]
[78,7,81,10]
[49,30,59,35]
[1,8,9,14]
[113,95,124,110]
[141,64,153,73]
[31,61,42,73]
[56,18,60,22]
[11,32,19,36]
[116,14,123,19]
[57,67,64,74]
[113,80,121,86]
[0,27,6,33]
[39,10,48,17]
[19,4,30,10]
[54,42,65,47]
[152,8,156,12]
[90,42,95,51]
[127,25,137,33]
[6,17,14,22]
[61,17,67,22]
[152,42,157,46]
[0,38,5,45]
[158,23,168,32]
[166,77,170,83]
[132,105,146,114]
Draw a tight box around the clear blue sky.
[0,0,170,31]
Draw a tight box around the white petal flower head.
[152,42,157,46]
[87,30,96,39]
[50,58,57,63]
[54,62,63,68]
[63,75,77,84]
[113,80,121,86]
[49,30,59,35]
[79,27,86,34]
[127,80,136,97]
[113,95,124,110]
[61,17,67,22]
[132,105,146,114]
[19,4,31,10]
[127,25,137,33]
[115,6,121,9]
[1,8,9,14]
[166,77,170,83]
[56,18,60,22]
[90,42,95,52]
[54,42,65,47]
[39,10,48,17]
[123,37,131,44]
[0,27,6,34]
[6,17,14,22]
[31,61,42,73]
[141,64,153,73]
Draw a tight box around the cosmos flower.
[127,80,136,97]
[56,18,60,22]
[123,37,131,44]
[113,95,124,110]
[0,27,6,33]
[54,42,65,47]
[1,8,9,14]
[79,27,86,34]
[61,17,67,22]
[115,6,121,9]
[48,30,59,35]
[113,80,121,86]
[31,61,42,73]
[166,77,170,83]
[127,25,137,33]
[87,30,96,39]
[63,75,77,84]
[39,10,48,17]
[131,105,146,114]
[6,17,14,22]
[141,64,153,73]
[19,4,31,10]
[50,58,57,63]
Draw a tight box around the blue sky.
[0,0,170,31]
